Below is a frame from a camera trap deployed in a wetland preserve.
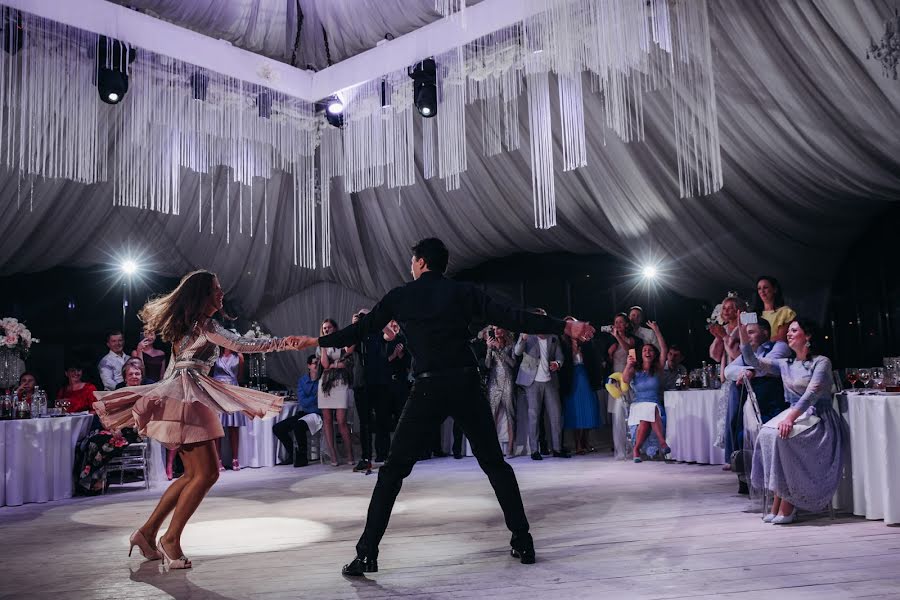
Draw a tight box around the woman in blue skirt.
[562,317,603,454]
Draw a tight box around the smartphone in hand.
[628,348,636,360]
[740,312,758,326]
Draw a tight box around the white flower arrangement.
[243,321,271,340]
[0,317,39,356]
[706,304,724,328]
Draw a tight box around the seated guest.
[273,355,321,467]
[75,360,144,494]
[663,344,688,390]
[561,317,602,455]
[115,358,151,389]
[56,361,98,413]
[131,327,167,383]
[16,372,37,405]
[98,330,128,391]
[723,319,790,493]
[753,275,796,343]
[738,316,844,524]
[622,321,671,462]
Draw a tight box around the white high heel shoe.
[762,513,777,523]
[158,539,192,571]
[772,508,798,525]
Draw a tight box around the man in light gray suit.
[515,309,569,460]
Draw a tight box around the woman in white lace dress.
[93,271,314,570]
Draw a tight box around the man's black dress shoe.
[342,555,378,576]
[552,450,571,458]
[510,546,536,564]
[530,452,543,461]
[737,480,749,495]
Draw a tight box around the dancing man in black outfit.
[315,238,596,575]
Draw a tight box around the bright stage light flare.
[120,259,138,275]
[641,265,658,279]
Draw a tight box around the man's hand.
[549,360,560,372]
[564,320,595,343]
[285,335,318,351]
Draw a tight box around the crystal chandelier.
[866,8,900,79]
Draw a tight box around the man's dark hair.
[306,354,318,365]
[106,329,123,342]
[755,318,772,337]
[411,237,449,274]
[668,344,682,353]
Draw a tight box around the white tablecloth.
[663,390,726,465]
[0,415,94,507]
[842,392,900,525]
[218,401,301,468]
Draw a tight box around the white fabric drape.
[1,1,899,380]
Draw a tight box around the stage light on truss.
[641,265,658,280]
[409,58,437,119]
[120,259,138,276]
[97,36,135,105]
[325,95,344,115]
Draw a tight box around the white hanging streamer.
[0,0,722,256]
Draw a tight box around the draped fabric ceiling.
[1,0,899,383]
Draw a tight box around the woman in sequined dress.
[485,326,517,456]
[93,270,315,570]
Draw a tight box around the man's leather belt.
[415,366,478,380]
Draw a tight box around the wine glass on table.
[858,368,871,391]
[871,367,885,390]
[845,368,859,391]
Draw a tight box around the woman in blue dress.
[562,317,603,454]
[738,315,845,524]
[622,321,671,463]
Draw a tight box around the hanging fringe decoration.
[0,0,723,260]
[435,48,466,191]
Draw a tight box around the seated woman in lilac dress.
[738,315,845,525]
[622,321,671,462]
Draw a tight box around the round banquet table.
[217,401,301,468]
[841,392,900,525]
[663,389,726,465]
[0,414,94,507]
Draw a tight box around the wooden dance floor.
[1,455,898,599]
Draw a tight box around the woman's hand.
[626,353,637,368]
[778,417,795,439]
[709,324,725,339]
[646,320,661,333]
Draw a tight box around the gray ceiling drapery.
[1,1,899,375]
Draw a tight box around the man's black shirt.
[318,271,566,376]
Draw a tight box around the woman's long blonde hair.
[139,270,217,343]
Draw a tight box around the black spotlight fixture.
[257,92,272,118]
[1,8,24,56]
[190,72,209,101]
[408,58,437,118]
[315,94,344,128]
[96,36,136,105]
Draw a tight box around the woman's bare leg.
[336,408,353,464]
[158,440,220,559]
[633,422,651,457]
[139,447,190,547]
[165,448,176,480]
[323,409,337,465]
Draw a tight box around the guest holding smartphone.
[622,321,671,462]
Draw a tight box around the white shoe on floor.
[762,513,777,523]
[772,508,798,525]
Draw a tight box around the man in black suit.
[316,238,595,576]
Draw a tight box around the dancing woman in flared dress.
[93,270,313,569]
